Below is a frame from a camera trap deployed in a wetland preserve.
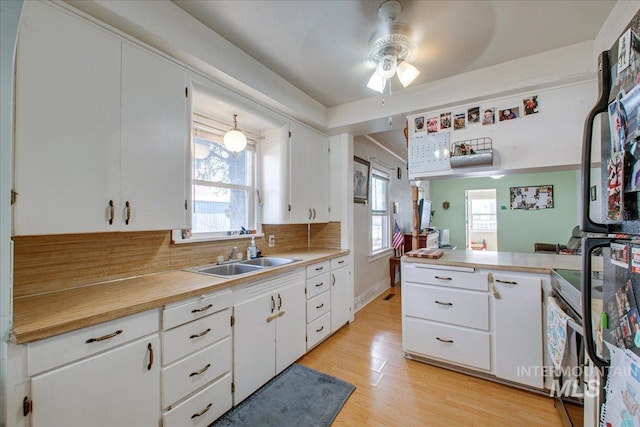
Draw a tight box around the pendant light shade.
[223,114,247,154]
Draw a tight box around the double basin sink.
[187,257,300,278]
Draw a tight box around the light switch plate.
[268,235,275,247]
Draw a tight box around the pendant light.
[223,114,247,155]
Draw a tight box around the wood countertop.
[12,248,348,344]
[402,249,603,274]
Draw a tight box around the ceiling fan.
[366,0,420,93]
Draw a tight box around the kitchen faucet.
[228,246,237,261]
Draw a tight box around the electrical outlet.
[268,235,275,247]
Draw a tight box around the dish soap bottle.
[249,237,257,259]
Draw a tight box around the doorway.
[466,189,497,250]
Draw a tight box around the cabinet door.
[289,122,329,223]
[121,43,188,230]
[233,293,276,404]
[14,2,121,235]
[492,273,544,388]
[274,281,306,374]
[31,335,160,427]
[331,266,353,333]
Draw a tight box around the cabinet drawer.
[163,308,231,365]
[330,255,349,270]
[162,337,231,408]
[29,309,159,376]
[163,373,232,427]
[404,283,489,330]
[403,317,490,371]
[163,290,232,330]
[306,313,331,350]
[404,263,488,291]
[306,272,330,299]
[306,260,330,279]
[306,292,331,323]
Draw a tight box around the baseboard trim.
[354,278,389,313]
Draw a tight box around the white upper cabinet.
[261,122,329,224]
[120,43,188,231]
[13,2,188,235]
[14,2,121,235]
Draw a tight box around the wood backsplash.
[13,222,341,297]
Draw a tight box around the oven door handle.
[582,237,613,373]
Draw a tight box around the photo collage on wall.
[412,96,539,135]
[607,27,640,221]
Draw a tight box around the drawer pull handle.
[125,201,131,225]
[191,403,212,419]
[108,200,115,225]
[277,294,282,310]
[331,274,336,285]
[271,296,276,313]
[190,363,211,377]
[434,276,452,281]
[315,282,324,287]
[436,337,454,344]
[316,303,324,309]
[189,328,211,339]
[147,342,154,370]
[191,304,213,314]
[316,326,324,333]
[85,329,123,343]
[338,260,345,264]
[496,279,518,285]
[435,300,453,306]
[315,266,324,271]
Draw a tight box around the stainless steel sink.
[240,257,300,267]
[194,263,263,277]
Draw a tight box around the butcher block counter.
[403,249,603,273]
[12,248,348,344]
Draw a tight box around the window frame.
[369,167,391,256]
[173,116,260,243]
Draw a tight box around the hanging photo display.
[482,108,495,125]
[414,116,425,133]
[509,185,553,210]
[426,117,438,133]
[523,96,539,115]
[467,106,480,124]
[499,107,519,121]
[440,112,451,130]
[453,113,466,130]
[607,153,624,221]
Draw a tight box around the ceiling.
[173,0,615,159]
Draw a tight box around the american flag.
[392,220,404,250]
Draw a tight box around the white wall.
[407,81,598,179]
[352,136,412,310]
[1,1,23,425]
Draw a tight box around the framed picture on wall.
[353,156,370,204]
[510,185,554,210]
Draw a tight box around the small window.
[370,169,390,254]
[191,121,256,237]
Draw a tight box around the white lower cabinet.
[492,272,544,388]
[233,270,306,404]
[27,310,161,427]
[330,255,354,333]
[161,290,233,424]
[402,261,545,389]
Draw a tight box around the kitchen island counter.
[12,248,348,344]
[403,249,602,274]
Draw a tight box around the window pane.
[371,214,389,252]
[193,185,249,233]
[193,137,252,186]
[371,175,387,212]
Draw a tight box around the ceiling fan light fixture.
[223,114,247,154]
[396,61,420,87]
[376,54,397,79]
[367,72,386,93]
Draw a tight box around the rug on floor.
[211,363,355,427]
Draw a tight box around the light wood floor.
[298,287,563,427]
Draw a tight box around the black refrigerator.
[581,7,640,427]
